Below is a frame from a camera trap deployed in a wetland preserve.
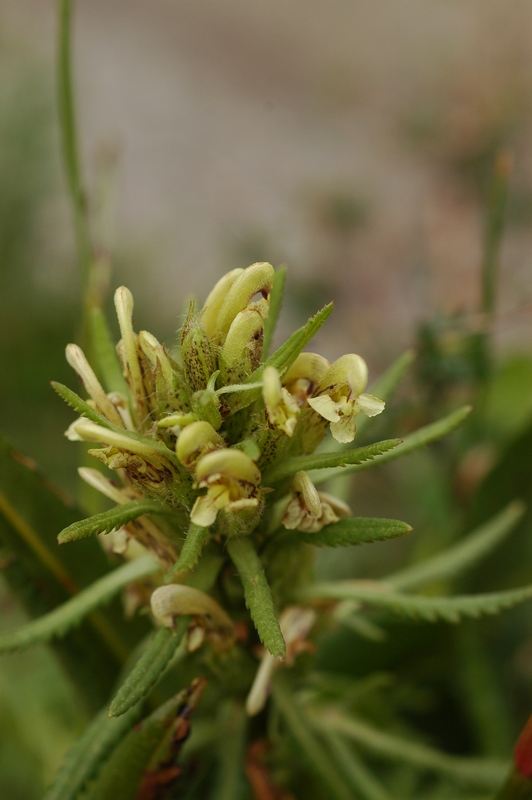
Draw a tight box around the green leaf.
[282,517,412,548]
[58,500,171,544]
[263,302,334,374]
[51,381,114,429]
[311,406,472,485]
[386,502,525,592]
[87,680,206,800]
[89,307,129,395]
[311,711,508,788]
[0,555,159,653]
[323,732,393,800]
[164,523,210,581]
[0,435,148,711]
[226,537,286,659]
[108,621,188,718]
[263,264,287,358]
[307,582,532,623]
[43,703,142,800]
[263,439,401,485]
[272,676,354,800]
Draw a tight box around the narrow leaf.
[262,302,334,374]
[88,680,206,800]
[108,620,188,718]
[263,265,287,357]
[263,439,401,485]
[311,406,472,485]
[226,537,286,659]
[89,307,129,395]
[282,517,412,548]
[324,731,393,800]
[43,703,142,800]
[51,381,113,429]
[0,555,159,653]
[308,582,532,623]
[387,501,525,592]
[58,500,171,544]
[312,711,508,788]
[272,676,354,800]
[164,523,210,581]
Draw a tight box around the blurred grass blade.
[311,405,472,485]
[108,620,188,718]
[281,517,412,548]
[0,435,148,710]
[308,582,532,623]
[386,502,525,592]
[263,264,287,358]
[164,523,210,581]
[88,679,206,799]
[272,677,354,800]
[43,703,142,800]
[482,152,513,320]
[227,537,285,659]
[263,439,401,485]
[311,711,508,788]
[323,731,393,800]
[58,500,171,544]
[0,555,159,653]
[211,701,248,800]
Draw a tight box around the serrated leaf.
[308,582,532,623]
[283,517,412,548]
[58,500,171,544]
[311,711,508,788]
[387,502,525,592]
[51,380,114,429]
[43,703,142,800]
[0,435,148,711]
[226,537,286,659]
[0,555,159,653]
[263,265,287,357]
[87,680,206,800]
[311,406,472,485]
[89,307,129,395]
[108,621,188,718]
[263,439,401,485]
[164,523,210,581]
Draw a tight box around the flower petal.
[191,495,218,527]
[307,394,341,422]
[330,415,357,444]
[357,393,385,418]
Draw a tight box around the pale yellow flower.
[307,354,384,443]
[262,366,300,436]
[190,449,261,527]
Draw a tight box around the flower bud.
[114,286,148,424]
[181,321,217,392]
[200,268,244,338]
[176,421,224,470]
[221,308,264,383]
[150,584,235,650]
[283,352,330,406]
[214,262,274,343]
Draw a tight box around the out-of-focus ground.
[3,1,532,364]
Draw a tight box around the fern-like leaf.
[0,555,159,653]
[387,501,525,592]
[108,620,188,718]
[308,582,532,623]
[58,501,171,544]
[282,517,412,548]
[227,537,286,659]
[43,703,142,800]
[263,439,401,485]
[164,523,210,581]
[51,381,114,429]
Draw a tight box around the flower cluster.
[59,263,384,566]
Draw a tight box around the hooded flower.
[307,354,384,443]
[282,471,351,533]
[190,448,261,527]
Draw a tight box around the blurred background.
[2,1,532,797]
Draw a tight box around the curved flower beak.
[191,448,261,527]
